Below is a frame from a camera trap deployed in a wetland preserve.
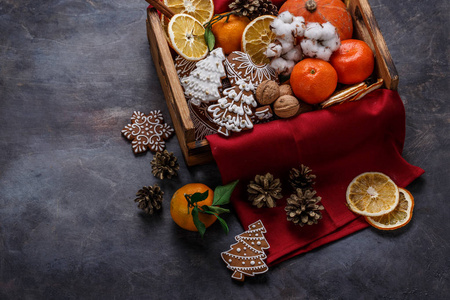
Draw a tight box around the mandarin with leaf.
[170,183,216,232]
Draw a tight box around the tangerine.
[329,39,375,84]
[170,183,216,231]
[290,58,338,104]
[211,14,250,55]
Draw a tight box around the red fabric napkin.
[206,89,424,266]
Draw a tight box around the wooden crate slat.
[347,0,399,90]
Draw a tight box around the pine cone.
[229,0,278,20]
[288,165,316,190]
[285,189,324,226]
[134,185,164,214]
[247,173,283,208]
[150,150,179,180]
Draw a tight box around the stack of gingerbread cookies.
[175,48,312,139]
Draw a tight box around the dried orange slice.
[346,172,399,217]
[168,14,208,61]
[161,0,214,47]
[241,15,277,65]
[365,188,414,230]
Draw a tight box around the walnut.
[273,95,314,118]
[279,84,294,97]
[255,80,280,105]
[273,95,299,118]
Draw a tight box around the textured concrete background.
[0,0,448,298]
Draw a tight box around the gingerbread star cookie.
[122,111,174,154]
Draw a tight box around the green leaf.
[215,214,229,235]
[191,207,206,238]
[190,190,209,204]
[204,27,215,52]
[201,205,230,215]
[212,180,239,206]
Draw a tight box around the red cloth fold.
[206,89,424,266]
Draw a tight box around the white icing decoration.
[207,78,257,137]
[175,55,197,79]
[182,48,226,106]
[255,107,273,120]
[220,220,270,280]
[236,248,241,253]
[224,51,278,88]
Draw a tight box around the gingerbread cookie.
[224,51,279,88]
[122,111,174,154]
[182,48,227,106]
[174,55,197,80]
[221,220,270,282]
[254,105,274,123]
[188,101,219,141]
[208,78,258,137]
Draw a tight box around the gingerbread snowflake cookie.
[224,51,279,88]
[221,220,270,282]
[122,111,174,154]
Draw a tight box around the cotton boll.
[301,22,341,61]
[322,37,340,52]
[320,22,338,40]
[270,18,285,32]
[282,45,302,62]
[304,22,324,40]
[280,38,295,55]
[301,39,319,57]
[278,11,294,24]
[271,23,295,41]
[315,47,333,61]
[270,57,295,76]
[291,16,306,37]
[265,42,283,58]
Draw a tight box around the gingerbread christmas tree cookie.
[181,48,227,106]
[122,111,174,154]
[207,78,258,137]
[221,220,270,281]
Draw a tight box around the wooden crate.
[146,0,399,166]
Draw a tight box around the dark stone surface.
[0,0,448,298]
